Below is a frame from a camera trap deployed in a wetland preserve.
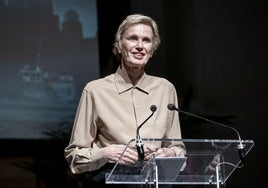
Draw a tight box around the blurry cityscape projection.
[0,0,99,139]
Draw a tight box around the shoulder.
[147,75,175,89]
[84,74,115,92]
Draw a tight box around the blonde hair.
[112,14,161,58]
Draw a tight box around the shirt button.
[136,105,140,109]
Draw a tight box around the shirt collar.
[114,66,150,95]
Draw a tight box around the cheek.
[122,42,133,51]
[145,44,154,54]
[120,43,132,56]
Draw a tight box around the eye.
[143,37,152,43]
[127,36,138,41]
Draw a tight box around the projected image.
[0,0,99,139]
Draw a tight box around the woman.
[64,14,186,186]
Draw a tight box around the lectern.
[105,138,254,187]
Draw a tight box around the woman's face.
[118,23,154,69]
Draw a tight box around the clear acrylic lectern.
[105,138,254,187]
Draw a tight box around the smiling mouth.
[133,53,144,59]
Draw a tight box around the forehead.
[123,23,153,37]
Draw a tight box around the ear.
[116,41,122,53]
[149,50,154,57]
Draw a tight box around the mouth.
[132,52,144,59]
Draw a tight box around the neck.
[121,64,144,85]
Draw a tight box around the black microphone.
[136,105,157,160]
[167,103,246,165]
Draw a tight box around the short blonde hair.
[112,14,161,58]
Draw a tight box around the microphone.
[136,105,157,160]
[167,103,246,165]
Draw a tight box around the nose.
[137,40,143,48]
[136,40,143,49]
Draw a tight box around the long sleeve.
[64,89,107,174]
[164,83,186,157]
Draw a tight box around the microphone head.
[167,103,176,111]
[150,105,157,112]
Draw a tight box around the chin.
[132,59,148,66]
[123,58,148,68]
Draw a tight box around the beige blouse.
[64,67,185,174]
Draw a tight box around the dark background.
[0,0,267,187]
